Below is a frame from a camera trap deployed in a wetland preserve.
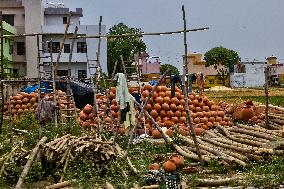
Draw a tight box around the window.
[9,44,13,55]
[63,17,67,24]
[47,42,61,53]
[64,44,70,53]
[17,42,25,55]
[78,70,87,79]
[2,15,14,26]
[57,70,68,77]
[77,42,87,53]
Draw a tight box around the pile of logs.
[44,134,122,166]
[267,105,284,131]
[174,124,284,167]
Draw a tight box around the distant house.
[230,62,266,88]
[1,21,16,75]
[185,53,229,87]
[139,52,161,74]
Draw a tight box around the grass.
[0,88,284,188]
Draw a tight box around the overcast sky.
[58,0,284,70]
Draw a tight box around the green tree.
[160,64,180,76]
[204,46,240,85]
[107,23,146,75]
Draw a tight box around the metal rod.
[72,27,209,39]
[181,5,204,165]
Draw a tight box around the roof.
[44,7,83,17]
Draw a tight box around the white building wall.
[44,15,80,26]
[231,63,266,88]
[22,0,44,78]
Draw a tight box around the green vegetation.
[107,23,147,76]
[160,64,180,76]
[204,46,240,85]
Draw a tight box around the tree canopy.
[204,46,240,84]
[160,64,180,76]
[107,23,147,76]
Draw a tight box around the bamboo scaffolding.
[0,12,4,134]
[72,27,209,39]
[55,12,72,78]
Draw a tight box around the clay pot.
[163,160,176,173]
[153,103,161,111]
[242,107,254,120]
[166,110,174,118]
[164,120,174,128]
[170,104,177,111]
[170,155,184,169]
[150,110,159,119]
[166,129,174,138]
[152,129,161,139]
[171,116,179,124]
[175,111,181,118]
[163,96,171,104]
[155,97,163,104]
[195,128,203,136]
[162,103,170,111]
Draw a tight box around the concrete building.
[267,56,284,85]
[0,0,107,79]
[41,6,107,79]
[185,53,229,87]
[0,0,26,76]
[139,52,161,74]
[230,62,266,88]
[0,20,16,75]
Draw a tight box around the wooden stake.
[45,180,74,189]
[15,137,48,189]
[181,5,204,165]
[0,12,4,134]
[264,66,270,128]
[123,70,169,158]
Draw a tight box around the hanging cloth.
[115,73,130,110]
[170,75,182,97]
[188,74,197,93]
[124,95,136,134]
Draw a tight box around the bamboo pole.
[264,66,269,128]
[55,13,72,78]
[66,26,78,126]
[123,70,169,158]
[49,40,58,127]
[15,137,48,189]
[71,27,209,39]
[181,5,204,165]
[0,12,4,134]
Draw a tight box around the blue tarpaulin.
[21,81,50,94]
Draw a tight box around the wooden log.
[230,133,271,144]
[12,128,28,134]
[174,144,212,163]
[45,180,74,189]
[268,114,284,121]
[181,146,215,156]
[181,136,248,162]
[203,131,273,155]
[195,177,241,187]
[16,137,48,189]
[217,126,267,147]
[0,146,19,177]
[237,124,281,137]
[228,127,276,141]
[270,119,284,125]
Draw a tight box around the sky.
[57,0,284,71]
